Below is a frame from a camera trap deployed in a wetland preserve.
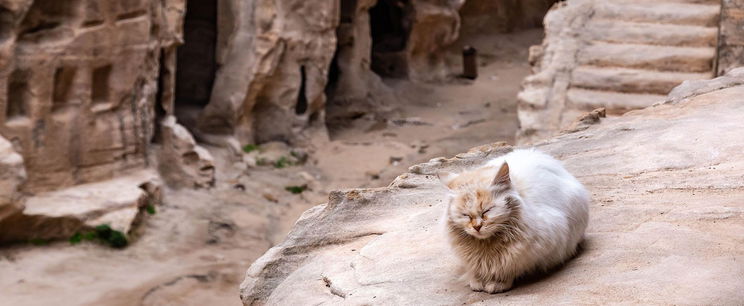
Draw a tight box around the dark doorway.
[175,0,217,129]
[369,0,411,78]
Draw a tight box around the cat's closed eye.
[482,208,492,216]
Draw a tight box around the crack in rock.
[321,275,346,299]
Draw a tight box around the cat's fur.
[439,149,589,293]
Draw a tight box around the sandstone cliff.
[240,69,744,305]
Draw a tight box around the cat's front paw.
[468,279,485,292]
[483,280,513,293]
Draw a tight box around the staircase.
[568,0,720,112]
[517,0,722,142]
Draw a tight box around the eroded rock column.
[200,0,339,145]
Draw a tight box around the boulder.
[0,169,161,243]
[158,116,215,189]
[240,73,744,304]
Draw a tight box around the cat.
[438,149,589,293]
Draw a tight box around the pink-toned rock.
[240,73,744,305]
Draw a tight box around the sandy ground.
[0,29,542,306]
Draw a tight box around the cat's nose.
[473,224,482,232]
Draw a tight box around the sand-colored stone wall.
[0,0,184,193]
[718,0,744,75]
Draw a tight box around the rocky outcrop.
[239,71,744,304]
[0,0,184,243]
[327,0,469,121]
[325,0,397,122]
[459,0,557,36]
[0,135,25,225]
[198,0,338,145]
[404,0,463,81]
[158,116,215,189]
[0,0,185,193]
[0,169,161,243]
[517,0,721,143]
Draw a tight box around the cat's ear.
[492,162,510,186]
[437,171,457,189]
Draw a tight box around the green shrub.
[242,144,259,153]
[285,185,307,194]
[145,204,156,215]
[69,224,128,248]
[274,156,291,168]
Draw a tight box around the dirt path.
[0,29,542,306]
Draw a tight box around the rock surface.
[199,0,338,144]
[240,73,744,304]
[516,0,721,143]
[0,135,25,224]
[717,0,744,75]
[0,169,161,242]
[325,0,398,123]
[158,116,215,189]
[0,0,183,193]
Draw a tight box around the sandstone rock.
[0,169,161,243]
[459,0,557,35]
[561,107,605,133]
[326,0,397,122]
[200,0,338,145]
[516,0,721,144]
[665,67,744,104]
[717,0,744,75]
[0,0,183,193]
[0,135,26,224]
[240,74,744,304]
[158,116,215,189]
[328,0,465,123]
[404,0,463,81]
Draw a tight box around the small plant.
[242,144,259,153]
[256,157,269,166]
[285,185,308,194]
[145,203,156,215]
[274,156,291,169]
[69,224,128,249]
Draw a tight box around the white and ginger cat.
[439,149,589,293]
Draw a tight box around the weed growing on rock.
[285,185,307,194]
[274,156,292,168]
[69,224,128,248]
[242,144,259,153]
[145,203,156,215]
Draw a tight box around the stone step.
[594,2,721,27]
[571,66,712,95]
[566,88,666,111]
[617,0,721,5]
[587,20,718,47]
[579,42,716,73]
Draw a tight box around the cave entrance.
[369,0,412,78]
[174,0,217,130]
